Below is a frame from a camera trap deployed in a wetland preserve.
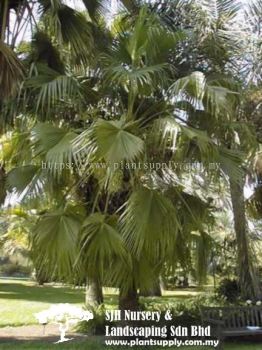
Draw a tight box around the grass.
[0,278,85,327]
[0,340,261,350]
[0,278,202,327]
[0,278,128,327]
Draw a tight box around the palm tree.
[227,0,262,299]
[2,3,251,311]
[153,0,262,299]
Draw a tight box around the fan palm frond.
[73,119,144,167]
[94,119,144,164]
[0,40,24,99]
[196,0,243,67]
[120,0,139,13]
[32,204,85,278]
[120,187,180,260]
[31,123,76,177]
[153,116,180,152]
[103,7,183,94]
[170,71,235,116]
[78,212,129,282]
[246,0,262,30]
[181,125,218,161]
[179,124,244,182]
[82,0,105,20]
[26,64,81,113]
[30,31,65,73]
[31,123,71,153]
[6,165,47,200]
[42,3,93,63]
[105,63,169,93]
[218,147,244,180]
[199,0,241,21]
[191,230,213,284]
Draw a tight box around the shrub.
[76,304,114,335]
[216,278,240,303]
[0,263,32,277]
[144,293,227,326]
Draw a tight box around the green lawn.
[0,340,261,350]
[0,278,202,327]
[0,278,117,327]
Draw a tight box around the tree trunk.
[85,277,103,305]
[119,285,139,311]
[229,177,261,299]
[34,265,48,286]
[140,278,162,297]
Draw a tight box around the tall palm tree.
[152,0,262,299]
[2,3,250,310]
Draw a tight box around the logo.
[35,303,94,343]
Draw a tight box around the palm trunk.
[0,0,8,41]
[229,177,260,299]
[140,278,162,297]
[85,277,103,305]
[119,285,139,311]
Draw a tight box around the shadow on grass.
[0,278,205,319]
[0,281,120,307]
[0,282,85,304]
[0,280,197,306]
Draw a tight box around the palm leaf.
[74,119,144,167]
[94,119,144,164]
[30,31,65,73]
[58,5,93,59]
[218,147,244,181]
[180,124,244,181]
[31,123,77,177]
[0,40,24,99]
[32,204,84,278]
[119,0,139,12]
[170,71,234,116]
[199,0,241,20]
[78,213,129,282]
[181,125,218,161]
[6,165,47,200]
[120,187,180,260]
[46,132,76,171]
[42,4,93,63]
[32,123,70,153]
[191,230,213,285]
[82,0,105,20]
[104,7,182,93]
[26,64,81,113]
[105,63,169,92]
